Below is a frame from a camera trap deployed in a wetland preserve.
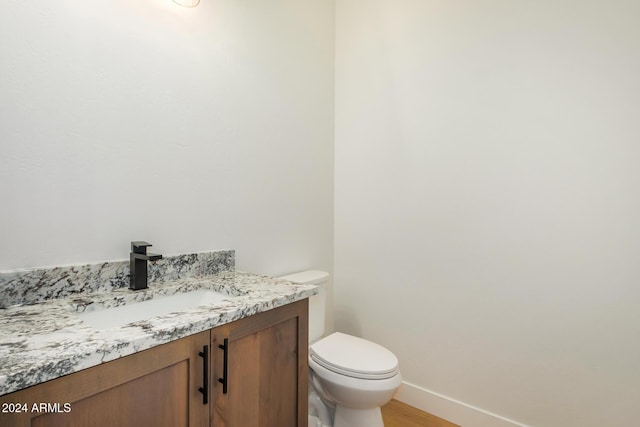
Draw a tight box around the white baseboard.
[394,381,528,427]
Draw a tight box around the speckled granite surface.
[0,254,317,396]
[0,250,235,308]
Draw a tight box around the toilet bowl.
[279,271,402,427]
[309,332,402,427]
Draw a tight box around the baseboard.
[394,381,528,427]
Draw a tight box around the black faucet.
[130,241,163,291]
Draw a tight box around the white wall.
[0,0,334,283]
[335,1,640,426]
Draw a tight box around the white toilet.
[280,270,402,427]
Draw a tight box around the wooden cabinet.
[211,299,308,427]
[0,331,210,427]
[0,299,309,427]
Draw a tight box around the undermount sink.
[77,289,232,330]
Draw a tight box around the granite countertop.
[0,252,317,396]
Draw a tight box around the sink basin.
[77,289,231,330]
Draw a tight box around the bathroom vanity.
[0,251,316,427]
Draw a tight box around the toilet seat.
[310,332,399,380]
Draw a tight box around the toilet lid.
[310,332,399,380]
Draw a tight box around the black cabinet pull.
[218,338,229,394]
[198,345,209,404]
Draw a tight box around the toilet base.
[334,405,384,427]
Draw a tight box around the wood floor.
[381,399,459,427]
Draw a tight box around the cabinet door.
[211,300,308,427]
[0,331,210,427]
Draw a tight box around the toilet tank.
[279,270,329,343]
